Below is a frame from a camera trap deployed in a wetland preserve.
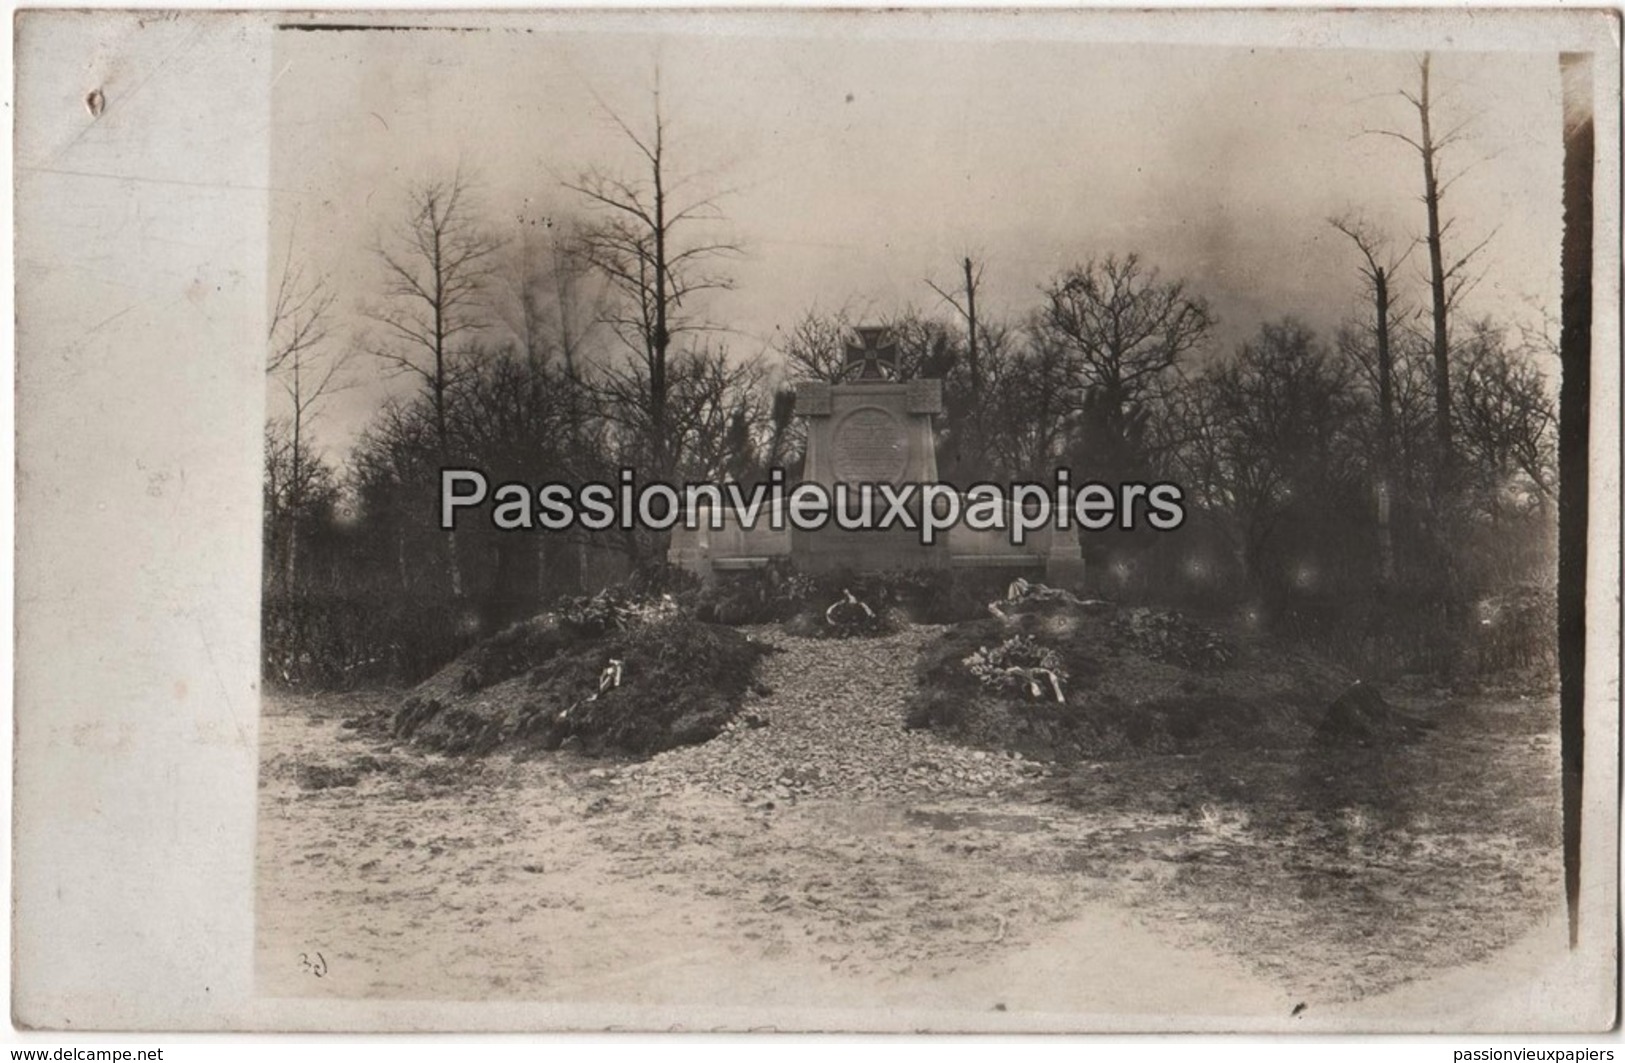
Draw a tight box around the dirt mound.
[394,608,772,758]
[1315,680,1436,744]
[907,601,1357,760]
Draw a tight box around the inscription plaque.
[832,407,909,484]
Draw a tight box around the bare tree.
[778,309,855,383]
[1366,53,1496,477]
[981,329,1074,480]
[1036,253,1213,428]
[267,242,350,587]
[668,348,771,483]
[366,172,501,596]
[926,256,988,397]
[1330,213,1414,582]
[567,83,740,483]
[268,237,336,377]
[548,238,607,382]
[1454,323,1557,516]
[1200,319,1363,585]
[349,396,446,596]
[926,256,996,477]
[1336,323,1436,497]
[596,344,764,484]
[485,215,610,594]
[883,309,960,381]
[1154,374,1227,514]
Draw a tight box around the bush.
[1273,578,1555,688]
[263,560,710,692]
[1112,607,1235,670]
[262,590,479,690]
[1467,584,1556,677]
[692,559,811,625]
[622,559,707,601]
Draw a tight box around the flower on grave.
[963,635,1068,702]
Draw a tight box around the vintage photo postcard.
[13,6,1621,1033]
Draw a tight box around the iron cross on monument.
[845,326,899,381]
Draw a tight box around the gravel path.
[624,626,1047,803]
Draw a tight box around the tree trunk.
[264,457,281,591]
[1418,54,1454,477]
[651,126,671,486]
[435,375,464,598]
[432,226,464,599]
[1374,266,1396,585]
[963,257,980,396]
[286,360,302,590]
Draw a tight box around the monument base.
[790,524,949,574]
[668,366,1087,587]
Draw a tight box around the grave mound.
[393,596,772,757]
[906,591,1364,760]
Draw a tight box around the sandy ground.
[255,631,1565,1029]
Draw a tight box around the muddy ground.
[254,627,1562,1028]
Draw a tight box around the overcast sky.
[269,13,1567,457]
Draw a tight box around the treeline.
[265,80,1557,689]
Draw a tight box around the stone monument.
[790,328,945,571]
[668,326,1085,587]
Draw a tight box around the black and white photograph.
[11,6,1621,1037]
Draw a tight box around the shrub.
[1467,584,1557,677]
[1112,607,1235,670]
[622,559,706,601]
[262,590,479,690]
[693,558,808,625]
